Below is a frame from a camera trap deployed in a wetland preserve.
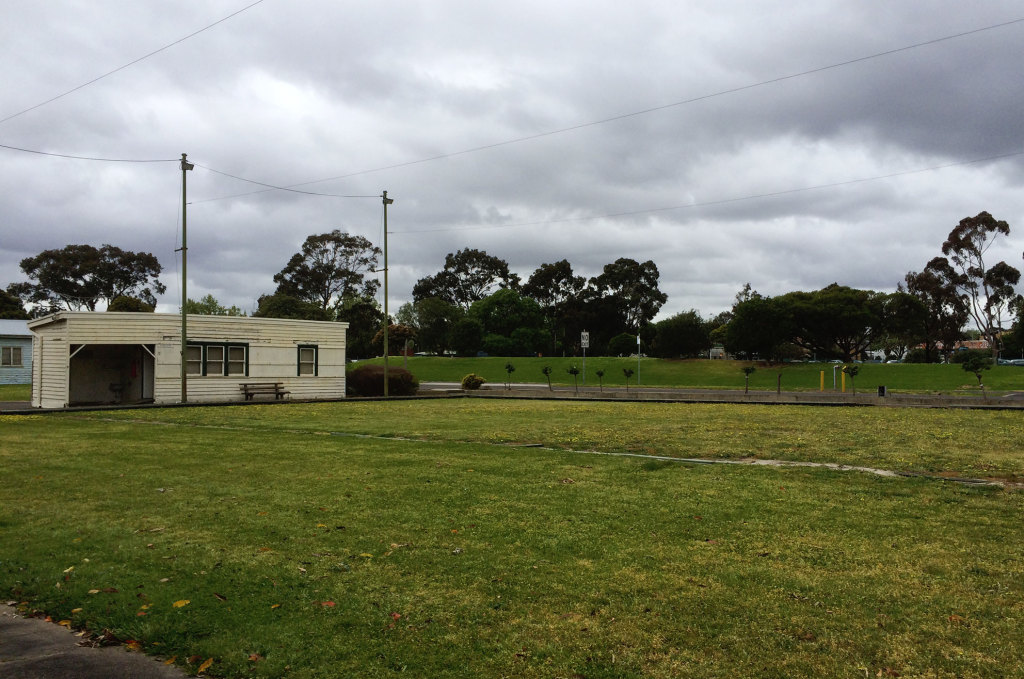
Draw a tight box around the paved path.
[0,606,186,678]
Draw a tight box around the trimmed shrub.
[949,349,992,365]
[461,373,485,390]
[608,333,637,356]
[346,364,419,396]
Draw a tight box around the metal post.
[179,153,193,403]
[382,191,393,397]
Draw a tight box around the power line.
[192,164,380,199]
[394,150,1024,234]
[197,16,1024,204]
[0,0,269,126]
[0,143,177,162]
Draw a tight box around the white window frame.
[1,346,23,367]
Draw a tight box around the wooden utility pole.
[382,190,393,396]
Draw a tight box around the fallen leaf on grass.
[197,658,213,674]
[126,640,143,651]
[172,599,190,608]
[271,603,281,609]
[58,620,71,627]
[319,601,336,607]
[136,611,147,617]
[391,612,401,620]
[249,653,263,662]
[71,608,82,614]
[213,593,227,601]
[164,656,177,665]
[948,614,966,625]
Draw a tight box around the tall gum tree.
[273,231,381,311]
[938,212,1021,357]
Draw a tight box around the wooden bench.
[240,382,290,401]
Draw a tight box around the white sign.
[581,331,590,348]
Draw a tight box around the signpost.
[581,331,589,384]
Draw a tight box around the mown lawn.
[364,356,1024,394]
[85,399,1024,481]
[2,402,1023,678]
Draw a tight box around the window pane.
[12,347,21,366]
[206,345,225,376]
[186,345,203,375]
[227,346,245,375]
[299,347,316,375]
[1,347,10,366]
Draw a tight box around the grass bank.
[362,356,1024,394]
[2,402,1022,678]
[0,383,30,400]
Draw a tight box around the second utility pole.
[382,190,393,396]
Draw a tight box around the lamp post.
[179,153,194,404]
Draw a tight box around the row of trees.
[3,212,1021,363]
[396,250,668,357]
[722,212,1023,362]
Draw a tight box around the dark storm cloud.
[1,1,1022,320]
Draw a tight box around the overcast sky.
[2,1,1023,320]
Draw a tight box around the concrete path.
[0,606,187,679]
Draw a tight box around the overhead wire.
[192,164,380,200]
[194,16,1024,204]
[0,143,177,162]
[0,0,270,126]
[393,149,1024,234]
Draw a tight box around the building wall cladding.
[29,313,348,408]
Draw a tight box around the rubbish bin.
[877,385,887,397]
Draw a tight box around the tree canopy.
[0,289,29,319]
[10,243,165,315]
[273,231,381,311]
[779,284,886,361]
[253,293,332,321]
[651,310,712,358]
[590,258,667,332]
[183,294,245,316]
[412,248,520,310]
[905,262,969,362]
[106,295,155,312]
[938,212,1021,355]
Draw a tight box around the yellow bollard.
[841,370,846,393]
[820,371,824,391]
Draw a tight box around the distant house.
[0,319,33,385]
[27,312,348,408]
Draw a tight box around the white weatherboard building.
[0,319,33,385]
[28,312,348,409]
